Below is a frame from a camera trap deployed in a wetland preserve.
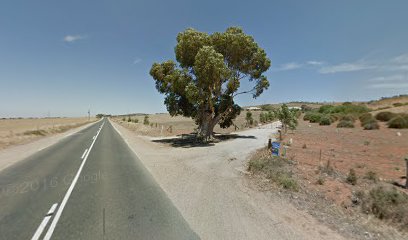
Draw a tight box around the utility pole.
[88,109,90,121]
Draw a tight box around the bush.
[364,171,378,182]
[393,102,403,107]
[359,186,408,228]
[340,114,356,122]
[317,176,325,185]
[248,149,298,191]
[388,115,408,129]
[304,112,322,123]
[143,115,150,125]
[359,113,373,123]
[319,115,332,125]
[347,169,357,185]
[363,121,380,130]
[375,111,396,122]
[337,120,354,128]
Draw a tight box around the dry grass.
[113,110,273,137]
[0,117,95,150]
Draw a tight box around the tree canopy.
[150,27,271,140]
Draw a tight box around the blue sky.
[1,0,408,117]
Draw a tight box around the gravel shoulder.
[111,119,346,240]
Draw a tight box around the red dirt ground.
[284,118,408,206]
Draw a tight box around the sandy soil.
[0,117,96,150]
[111,119,346,240]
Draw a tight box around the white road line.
[81,149,88,159]
[43,122,104,240]
[31,203,58,240]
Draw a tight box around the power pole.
[88,109,90,121]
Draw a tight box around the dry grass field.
[112,110,270,137]
[0,117,96,150]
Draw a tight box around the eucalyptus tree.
[150,27,271,141]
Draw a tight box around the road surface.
[0,118,199,240]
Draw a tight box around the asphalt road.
[0,118,199,240]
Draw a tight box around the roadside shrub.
[317,176,325,185]
[375,111,396,122]
[319,115,332,125]
[248,149,298,191]
[363,121,380,130]
[393,102,403,107]
[23,129,47,136]
[346,168,357,185]
[277,174,299,191]
[340,114,356,122]
[143,115,150,125]
[359,186,408,228]
[388,115,408,129]
[364,171,378,182]
[359,113,373,123]
[304,112,322,123]
[337,120,354,128]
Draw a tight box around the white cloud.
[392,53,408,64]
[133,58,142,64]
[367,74,408,89]
[63,35,86,43]
[275,62,303,71]
[319,62,375,74]
[368,82,408,89]
[368,74,405,82]
[306,61,324,66]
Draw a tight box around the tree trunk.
[197,114,218,142]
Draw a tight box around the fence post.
[405,156,408,189]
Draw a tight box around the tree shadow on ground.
[151,132,256,148]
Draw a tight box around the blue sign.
[271,142,280,156]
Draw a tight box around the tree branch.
[232,87,256,97]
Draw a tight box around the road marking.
[43,122,105,240]
[31,203,58,240]
[81,148,88,159]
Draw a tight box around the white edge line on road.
[81,148,88,159]
[31,203,58,240]
[43,122,105,240]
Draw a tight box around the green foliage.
[375,111,396,122]
[150,27,270,139]
[23,129,47,136]
[127,116,132,122]
[267,111,274,121]
[303,112,322,123]
[359,113,373,123]
[143,115,150,125]
[388,114,408,129]
[340,114,356,122]
[337,120,355,128]
[346,168,357,185]
[277,104,298,132]
[319,115,332,125]
[133,118,139,123]
[122,117,126,121]
[96,114,104,118]
[318,104,370,115]
[246,111,254,126]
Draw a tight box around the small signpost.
[271,142,280,156]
